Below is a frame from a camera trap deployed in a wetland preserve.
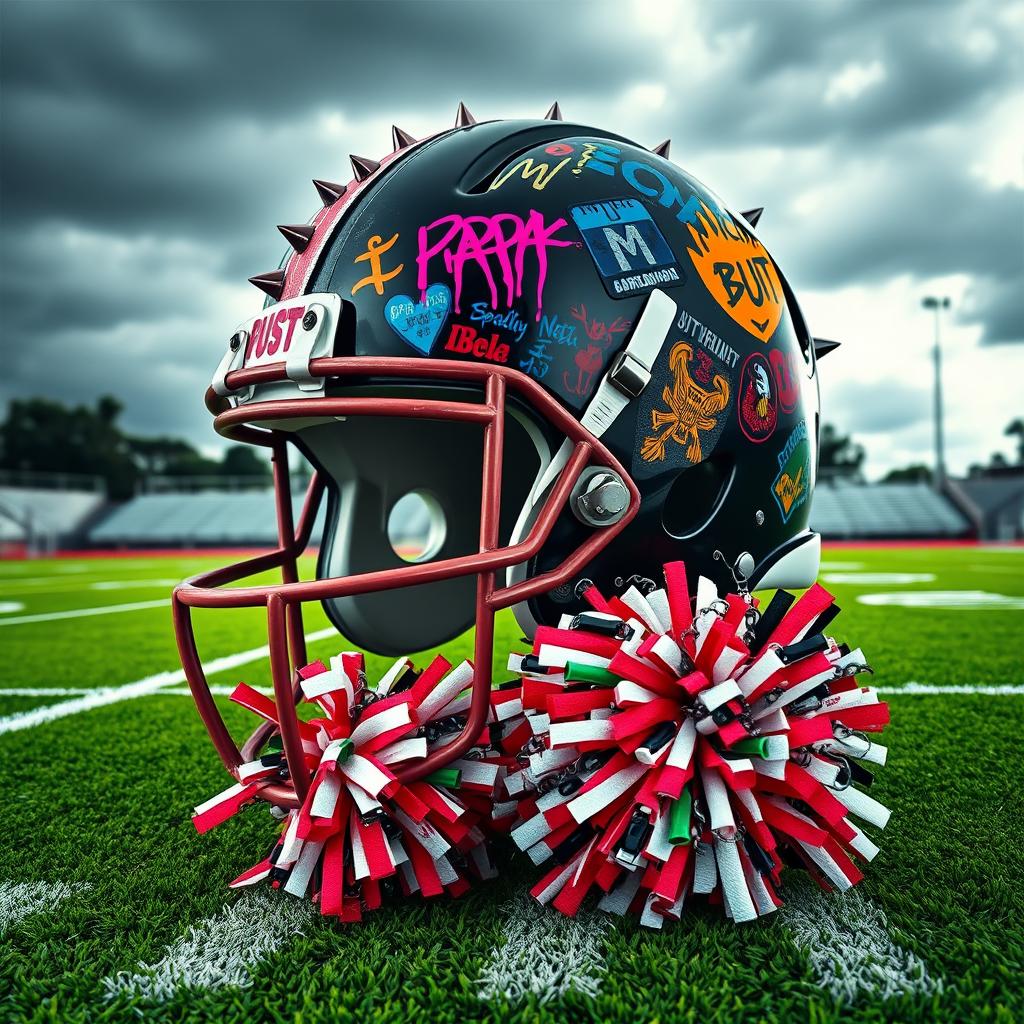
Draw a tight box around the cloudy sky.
[1,0,1021,479]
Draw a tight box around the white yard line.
[163,685,272,696]
[0,687,99,697]
[878,682,1024,695]
[0,880,93,934]
[90,579,180,590]
[0,578,178,595]
[103,891,313,1001]
[0,626,336,735]
[477,892,609,1004]
[3,678,1024,706]
[781,883,941,1003]
[0,599,170,627]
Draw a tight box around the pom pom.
[497,561,889,928]
[193,651,509,921]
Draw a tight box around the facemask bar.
[173,356,640,809]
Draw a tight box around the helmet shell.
[287,119,819,646]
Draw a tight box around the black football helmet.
[196,106,826,664]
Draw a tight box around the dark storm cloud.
[0,0,1021,455]
[0,0,638,236]
[664,0,1024,346]
[685,0,1015,142]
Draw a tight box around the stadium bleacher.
[809,480,970,539]
[89,490,326,547]
[79,478,974,549]
[0,485,107,550]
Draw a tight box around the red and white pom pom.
[497,561,890,928]
[193,652,510,922]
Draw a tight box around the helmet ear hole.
[387,490,447,563]
[662,455,735,539]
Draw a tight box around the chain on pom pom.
[494,561,889,928]
[193,651,514,921]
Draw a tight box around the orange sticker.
[684,201,783,342]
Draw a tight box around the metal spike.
[544,101,563,121]
[742,207,764,228]
[813,337,841,359]
[652,139,671,158]
[392,125,417,150]
[277,223,315,253]
[313,178,346,206]
[455,102,476,127]
[248,269,286,301]
[350,154,380,182]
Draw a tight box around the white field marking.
[163,685,273,697]
[8,679,1024,702]
[782,883,941,1004]
[103,891,313,1001]
[0,626,337,735]
[823,572,936,585]
[858,590,1024,610]
[979,546,1024,554]
[477,892,609,1004]
[878,682,1024,696]
[0,598,171,627]
[0,687,98,697]
[818,561,865,571]
[0,576,108,588]
[0,577,176,596]
[0,880,94,934]
[89,579,179,590]
[0,561,90,577]
[0,602,25,613]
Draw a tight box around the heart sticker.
[384,284,452,355]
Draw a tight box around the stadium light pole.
[922,295,951,490]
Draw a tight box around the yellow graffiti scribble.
[489,156,572,192]
[773,466,806,515]
[572,143,603,176]
[352,233,404,296]
[685,200,783,341]
[640,342,730,464]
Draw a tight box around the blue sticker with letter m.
[571,198,683,299]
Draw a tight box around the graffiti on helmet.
[537,312,579,348]
[676,308,740,372]
[570,198,683,299]
[351,232,404,297]
[561,303,633,397]
[416,211,574,320]
[519,336,553,380]
[384,284,452,355]
[489,146,575,193]
[442,323,510,364]
[769,347,801,413]
[772,421,811,522]
[683,200,783,342]
[578,145,784,340]
[468,301,530,344]
[737,352,779,443]
[639,341,730,464]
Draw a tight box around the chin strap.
[529,288,678,505]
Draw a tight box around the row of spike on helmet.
[248,105,845,363]
[248,102,766,303]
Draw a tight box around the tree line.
[0,396,269,500]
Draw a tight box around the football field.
[1,545,1021,1023]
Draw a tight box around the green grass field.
[1,545,1022,1023]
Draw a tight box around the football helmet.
[175,105,829,809]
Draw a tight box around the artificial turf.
[0,546,1021,1023]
